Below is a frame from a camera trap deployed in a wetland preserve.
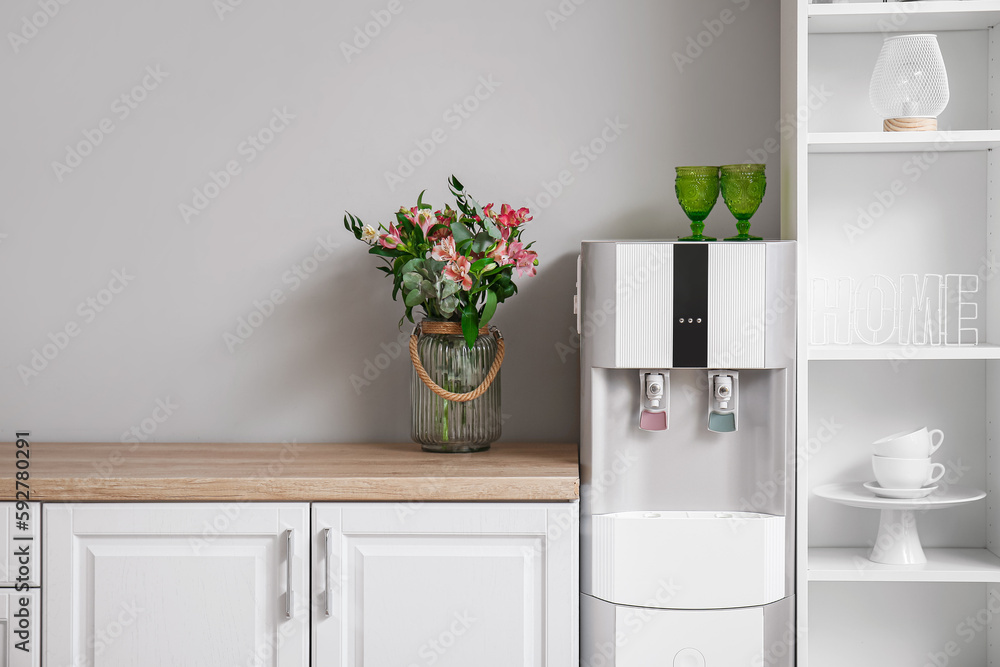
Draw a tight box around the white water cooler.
[578,241,795,667]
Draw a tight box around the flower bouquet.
[344,175,537,452]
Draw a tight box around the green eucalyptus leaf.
[440,295,459,316]
[401,258,424,274]
[426,259,446,275]
[419,280,436,299]
[472,232,494,254]
[404,289,424,307]
[484,219,501,239]
[450,223,473,244]
[439,280,461,299]
[402,272,421,291]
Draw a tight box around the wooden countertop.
[0,442,579,502]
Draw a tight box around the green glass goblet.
[720,163,765,241]
[675,166,719,242]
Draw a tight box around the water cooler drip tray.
[591,511,785,609]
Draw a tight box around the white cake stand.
[813,483,986,565]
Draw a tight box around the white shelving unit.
[809,547,1000,582]
[808,343,1000,360]
[808,129,1000,153]
[808,1,1000,33]
[783,1,1000,665]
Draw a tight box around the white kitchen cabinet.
[312,502,579,667]
[43,503,309,667]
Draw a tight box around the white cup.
[872,427,944,459]
[872,455,946,490]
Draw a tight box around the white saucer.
[863,481,938,499]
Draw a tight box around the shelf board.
[808,1,1000,34]
[809,343,1000,361]
[808,130,1000,153]
[809,547,1000,582]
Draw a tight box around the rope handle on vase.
[409,321,505,403]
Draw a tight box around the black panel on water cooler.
[672,243,708,367]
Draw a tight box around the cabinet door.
[44,503,308,667]
[312,502,578,667]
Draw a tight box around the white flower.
[361,225,378,245]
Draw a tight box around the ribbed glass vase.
[410,322,501,453]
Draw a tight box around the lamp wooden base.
[883,117,937,132]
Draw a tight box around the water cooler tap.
[639,370,670,431]
[708,371,739,433]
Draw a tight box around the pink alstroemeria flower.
[431,236,458,262]
[487,240,514,266]
[444,256,473,291]
[379,223,401,249]
[429,208,455,241]
[509,240,538,278]
[415,210,438,237]
[496,204,532,228]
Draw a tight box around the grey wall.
[1,0,780,443]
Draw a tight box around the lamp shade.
[869,34,949,132]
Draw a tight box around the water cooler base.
[581,593,794,667]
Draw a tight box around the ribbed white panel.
[708,244,765,368]
[592,514,614,600]
[615,244,672,368]
[764,514,786,604]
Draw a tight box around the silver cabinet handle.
[285,529,293,619]
[325,527,333,617]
